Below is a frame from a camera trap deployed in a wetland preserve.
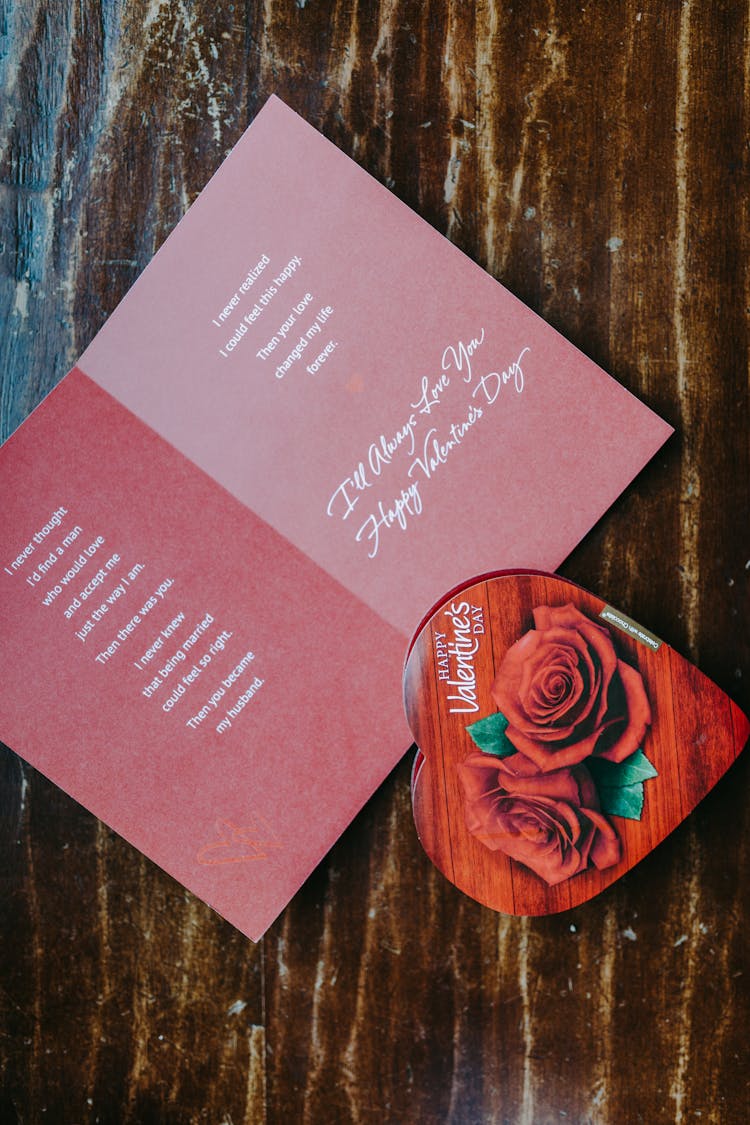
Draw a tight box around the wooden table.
[1,2,748,1121]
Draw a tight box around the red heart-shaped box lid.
[404,571,749,915]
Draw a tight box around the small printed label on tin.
[599,606,662,651]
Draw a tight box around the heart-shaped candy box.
[404,571,749,915]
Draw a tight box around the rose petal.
[582,808,622,870]
[490,797,585,884]
[565,818,595,872]
[534,604,610,650]
[528,654,585,721]
[534,605,618,728]
[594,660,652,763]
[457,754,507,803]
[491,629,546,722]
[459,707,624,887]
[496,753,584,802]
[488,604,635,771]
[518,638,579,701]
[510,626,606,740]
[504,722,605,771]
[571,763,599,809]
[517,630,594,714]
[490,751,540,779]
[562,621,617,728]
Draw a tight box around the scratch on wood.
[488,910,521,1113]
[17,759,29,826]
[167,895,202,1103]
[340,795,407,1121]
[370,0,393,64]
[441,2,463,203]
[84,820,112,1104]
[444,906,468,1123]
[370,0,398,177]
[586,904,617,1120]
[179,1,224,144]
[517,917,536,1125]
[606,8,638,374]
[22,791,43,1111]
[674,0,700,660]
[99,11,137,140]
[529,20,568,304]
[12,276,29,318]
[668,827,701,1123]
[125,855,154,1111]
[302,875,339,1122]
[474,2,499,268]
[340,899,372,1122]
[330,14,359,101]
[0,0,25,116]
[243,1023,267,1125]
[256,0,278,91]
[141,0,170,37]
[441,0,474,239]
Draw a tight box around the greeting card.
[0,97,672,940]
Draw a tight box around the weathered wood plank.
[1,1,748,1122]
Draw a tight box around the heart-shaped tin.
[404,570,749,915]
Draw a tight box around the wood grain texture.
[1,1,749,1122]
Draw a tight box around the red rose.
[458,750,621,885]
[491,604,651,772]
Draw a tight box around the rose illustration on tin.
[491,604,651,772]
[458,751,620,885]
[460,604,657,886]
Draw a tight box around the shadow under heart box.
[403,571,750,915]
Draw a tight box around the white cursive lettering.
[354,483,423,558]
[442,329,487,384]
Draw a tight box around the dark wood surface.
[1,2,748,1122]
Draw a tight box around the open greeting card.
[0,97,671,940]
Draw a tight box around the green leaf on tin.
[596,782,645,821]
[588,749,658,791]
[465,711,517,758]
[588,749,657,821]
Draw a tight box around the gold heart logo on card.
[403,571,749,915]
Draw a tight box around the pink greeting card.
[0,96,672,940]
